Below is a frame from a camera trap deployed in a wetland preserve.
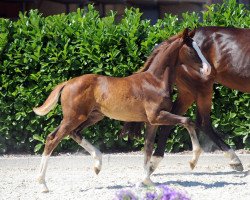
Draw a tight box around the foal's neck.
[146,48,178,91]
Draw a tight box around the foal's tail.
[33,81,68,116]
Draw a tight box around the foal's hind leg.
[70,112,104,174]
[142,124,158,186]
[71,133,102,174]
[37,119,83,192]
[37,126,60,192]
[147,110,202,170]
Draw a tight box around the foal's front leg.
[147,109,202,170]
[142,124,158,186]
[152,89,195,173]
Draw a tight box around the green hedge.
[0,0,249,154]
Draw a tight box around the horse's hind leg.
[196,91,243,171]
[70,112,104,174]
[37,118,84,192]
[142,124,158,186]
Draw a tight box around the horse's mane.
[136,31,186,73]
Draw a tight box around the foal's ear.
[182,28,193,47]
[182,28,190,40]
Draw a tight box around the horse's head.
[180,28,212,77]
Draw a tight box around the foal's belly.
[99,103,147,122]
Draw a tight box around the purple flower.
[114,185,190,200]
[144,192,158,200]
[114,189,138,200]
[159,185,190,200]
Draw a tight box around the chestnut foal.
[33,29,203,192]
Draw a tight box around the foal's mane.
[136,31,185,73]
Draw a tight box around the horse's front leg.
[196,91,243,171]
[142,124,158,186]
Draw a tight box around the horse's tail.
[33,81,68,116]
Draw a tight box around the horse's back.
[194,26,250,47]
[193,26,250,92]
[195,26,250,37]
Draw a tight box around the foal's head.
[138,28,210,76]
[137,28,194,73]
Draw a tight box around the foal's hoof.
[189,161,196,170]
[94,167,101,175]
[41,187,49,193]
[94,157,102,175]
[37,177,49,193]
[39,183,49,193]
[230,163,244,172]
[142,178,155,187]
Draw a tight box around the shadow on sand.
[153,171,247,188]
[80,171,248,192]
[156,180,246,188]
[154,170,246,177]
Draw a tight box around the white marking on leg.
[80,138,102,174]
[192,41,211,76]
[224,149,243,171]
[37,154,50,193]
[150,155,163,172]
[188,127,202,169]
[142,160,155,186]
[141,154,161,186]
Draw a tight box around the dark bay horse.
[33,29,207,192]
[124,26,248,177]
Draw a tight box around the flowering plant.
[114,185,190,200]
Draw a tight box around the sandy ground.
[0,152,249,200]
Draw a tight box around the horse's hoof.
[94,167,101,175]
[189,161,196,170]
[230,163,244,172]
